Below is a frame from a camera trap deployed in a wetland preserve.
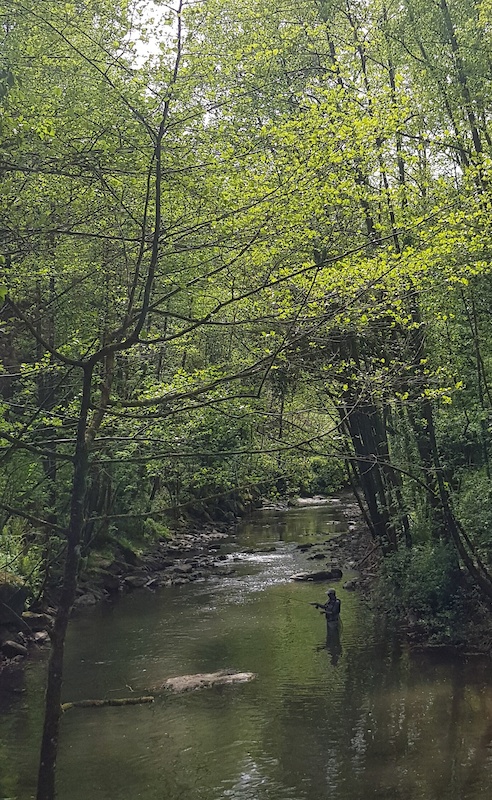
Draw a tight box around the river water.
[2,501,492,800]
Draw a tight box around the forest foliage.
[4,2,492,795]
[2,0,492,606]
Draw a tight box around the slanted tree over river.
[2,1,492,797]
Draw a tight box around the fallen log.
[155,669,256,693]
[61,696,154,712]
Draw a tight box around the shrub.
[456,471,492,564]
[376,542,464,643]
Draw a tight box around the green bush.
[301,455,346,496]
[456,471,492,564]
[0,517,50,598]
[376,542,464,643]
[143,517,172,543]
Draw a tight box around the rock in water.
[290,568,343,582]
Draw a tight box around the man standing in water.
[312,588,342,665]
[311,588,341,627]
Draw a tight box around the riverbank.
[1,495,375,676]
[5,491,490,678]
[292,497,492,658]
[0,520,240,677]
[75,522,237,606]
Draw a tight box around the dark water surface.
[2,501,492,799]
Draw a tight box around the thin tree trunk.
[461,288,491,477]
[438,0,483,159]
[36,366,92,800]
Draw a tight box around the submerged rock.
[73,592,99,608]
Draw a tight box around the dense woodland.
[3,0,492,795]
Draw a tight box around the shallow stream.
[1,501,492,799]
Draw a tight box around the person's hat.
[326,588,336,596]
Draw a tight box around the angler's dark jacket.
[315,598,341,623]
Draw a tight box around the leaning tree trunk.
[36,366,92,800]
[339,401,400,552]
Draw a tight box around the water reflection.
[1,502,492,800]
[323,624,343,667]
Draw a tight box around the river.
[1,501,492,800]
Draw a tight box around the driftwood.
[356,542,381,568]
[60,671,255,709]
[156,670,256,693]
[61,696,154,712]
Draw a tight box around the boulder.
[33,630,50,644]
[123,575,149,589]
[98,571,121,592]
[21,611,54,631]
[326,566,343,580]
[2,639,28,658]
[73,592,98,608]
[290,568,343,582]
[173,563,193,574]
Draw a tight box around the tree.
[1,3,347,794]
[4,1,492,794]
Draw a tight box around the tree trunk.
[36,366,92,800]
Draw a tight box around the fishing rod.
[274,590,337,609]
[274,590,344,628]
[273,590,316,605]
